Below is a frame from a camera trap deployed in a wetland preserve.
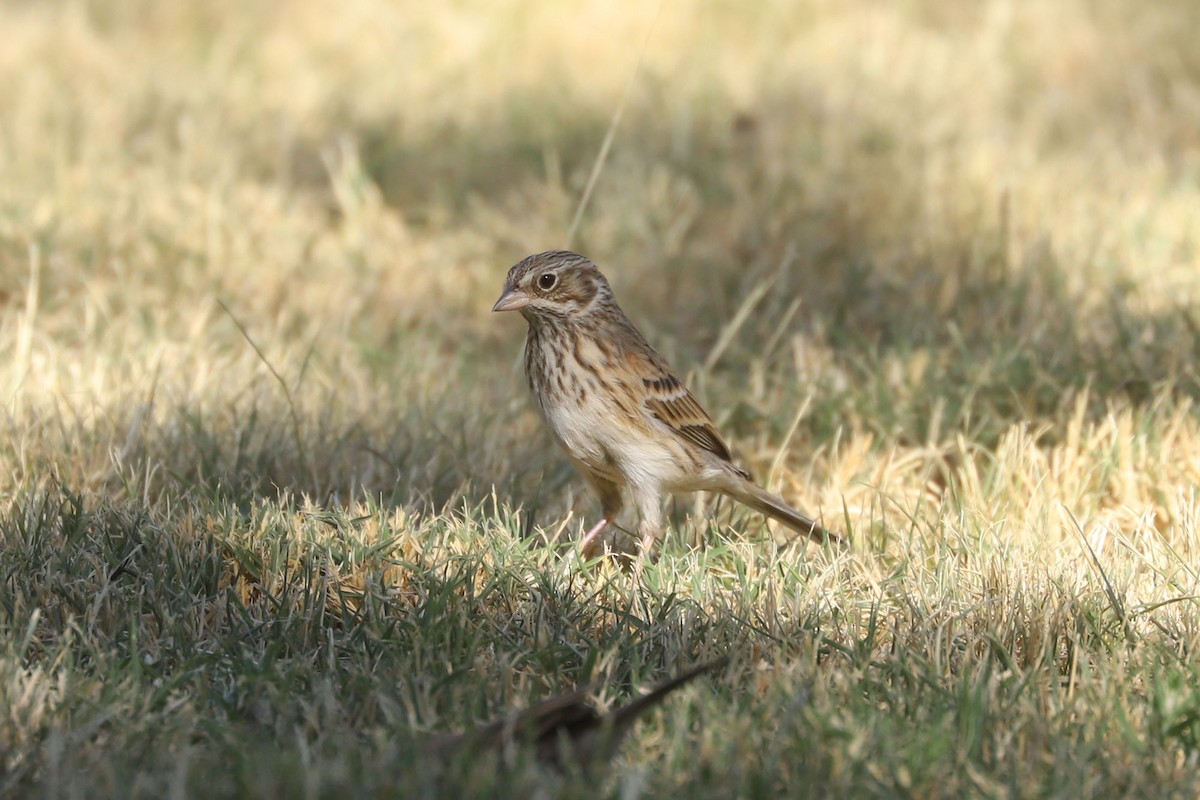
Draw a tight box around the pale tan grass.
[1,0,1200,795]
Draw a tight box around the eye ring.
[538,273,557,290]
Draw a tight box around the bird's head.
[492,250,614,326]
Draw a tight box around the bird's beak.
[491,288,530,312]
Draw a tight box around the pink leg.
[579,473,624,561]
[579,518,611,560]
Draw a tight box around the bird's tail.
[728,480,840,545]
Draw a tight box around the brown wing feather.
[625,349,751,478]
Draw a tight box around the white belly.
[537,390,703,491]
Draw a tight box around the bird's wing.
[626,348,750,477]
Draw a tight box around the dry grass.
[2,0,1200,796]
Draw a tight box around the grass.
[2,0,1200,796]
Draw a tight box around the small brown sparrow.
[493,250,837,574]
[424,659,723,772]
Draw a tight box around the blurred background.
[4,3,1200,795]
[2,0,1199,539]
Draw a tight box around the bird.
[424,659,724,772]
[492,250,838,577]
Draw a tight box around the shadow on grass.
[3,483,1197,797]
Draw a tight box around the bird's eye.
[538,273,558,290]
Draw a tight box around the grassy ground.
[3,0,1200,796]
